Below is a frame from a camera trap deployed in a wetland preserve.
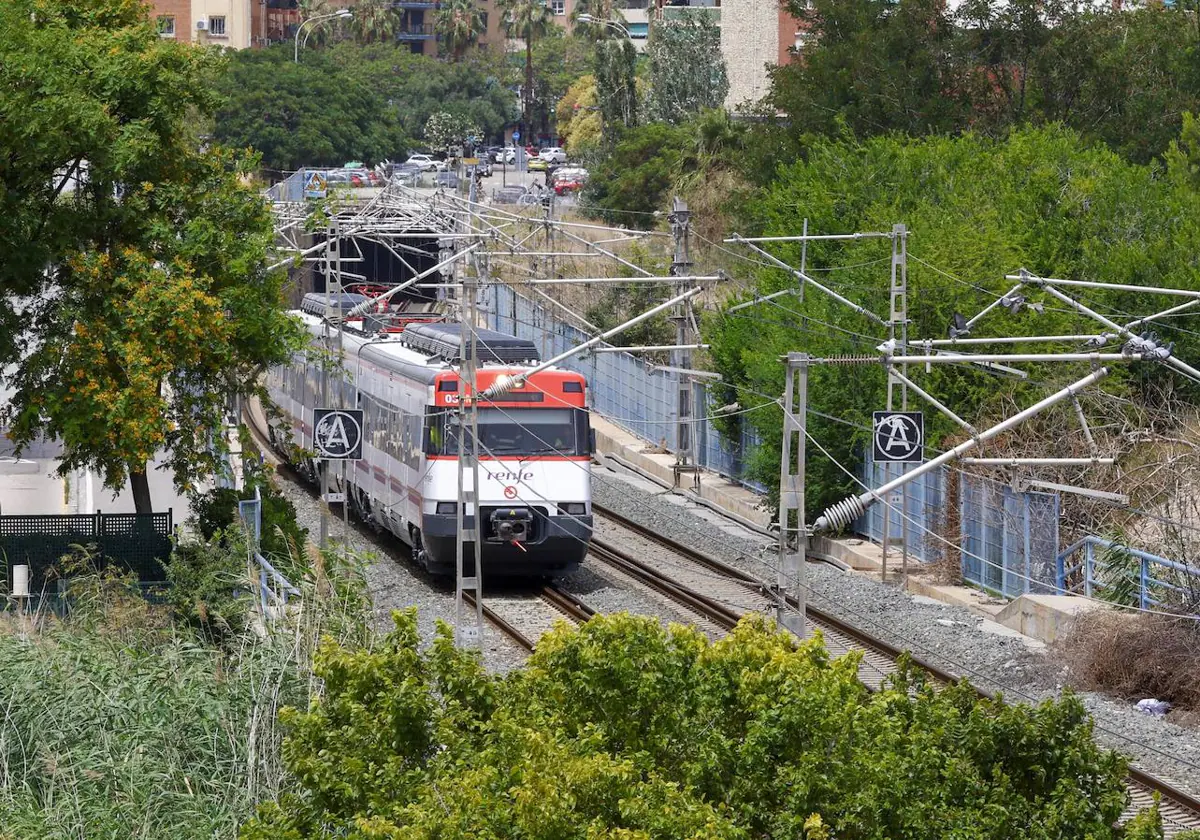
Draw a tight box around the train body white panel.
[422,459,592,513]
[263,312,593,575]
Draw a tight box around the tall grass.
[0,543,371,840]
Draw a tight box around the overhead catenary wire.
[458,390,1200,776]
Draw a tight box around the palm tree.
[498,0,551,129]
[298,0,343,47]
[436,0,484,60]
[350,0,399,43]
[570,0,616,41]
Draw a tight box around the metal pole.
[895,223,910,585]
[319,220,337,549]
[337,224,349,558]
[670,197,695,477]
[812,367,1113,532]
[798,218,808,301]
[454,248,486,650]
[777,352,807,638]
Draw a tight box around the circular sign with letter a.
[872,411,923,464]
[503,485,518,500]
[313,408,364,460]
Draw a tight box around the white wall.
[719,0,779,109]
[193,0,252,49]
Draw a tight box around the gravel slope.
[591,462,1200,799]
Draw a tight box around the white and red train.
[265,293,593,576]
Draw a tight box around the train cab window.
[425,407,590,457]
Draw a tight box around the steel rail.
[463,591,534,652]
[245,399,1200,832]
[541,585,596,624]
[591,503,1200,833]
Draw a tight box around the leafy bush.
[245,611,1146,839]
[166,534,255,645]
[176,460,308,643]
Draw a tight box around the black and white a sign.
[313,408,364,460]
[872,411,923,463]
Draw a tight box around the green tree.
[593,35,638,132]
[243,610,1145,840]
[330,42,516,146]
[424,111,482,152]
[769,0,1200,165]
[706,126,1200,514]
[557,74,602,157]
[581,122,690,228]
[211,45,409,170]
[297,0,345,47]
[348,0,399,43]
[525,30,593,136]
[0,0,303,513]
[569,0,617,41]
[770,0,964,138]
[499,0,554,131]
[435,0,485,60]
[645,11,728,124]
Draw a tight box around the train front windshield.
[426,408,590,457]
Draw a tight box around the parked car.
[528,157,549,171]
[496,146,518,165]
[551,166,588,195]
[345,168,380,188]
[492,185,527,204]
[434,171,461,189]
[405,154,438,172]
[484,145,504,162]
[390,163,422,185]
[471,158,493,177]
[539,147,567,164]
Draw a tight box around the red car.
[552,167,588,195]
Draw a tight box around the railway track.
[243,400,594,653]
[245,402,1200,833]
[592,502,1200,837]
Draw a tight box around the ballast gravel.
[275,477,528,673]
[272,457,1200,798]
[590,463,1200,799]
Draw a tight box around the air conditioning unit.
[196,18,208,30]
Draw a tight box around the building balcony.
[396,23,437,38]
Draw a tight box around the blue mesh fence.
[485,284,767,492]
[855,451,946,564]
[855,454,1060,597]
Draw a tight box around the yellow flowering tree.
[0,0,302,512]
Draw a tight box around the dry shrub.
[1057,609,1200,711]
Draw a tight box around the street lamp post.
[294,9,353,63]
[577,12,631,38]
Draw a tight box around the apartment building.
[477,0,577,49]
[150,0,261,48]
[713,0,804,108]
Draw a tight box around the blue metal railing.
[253,550,301,615]
[238,489,301,618]
[1056,535,1200,612]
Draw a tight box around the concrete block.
[994,594,1111,645]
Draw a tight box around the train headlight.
[559,503,587,516]
[436,502,457,515]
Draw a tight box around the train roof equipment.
[400,322,540,365]
[300,292,370,318]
